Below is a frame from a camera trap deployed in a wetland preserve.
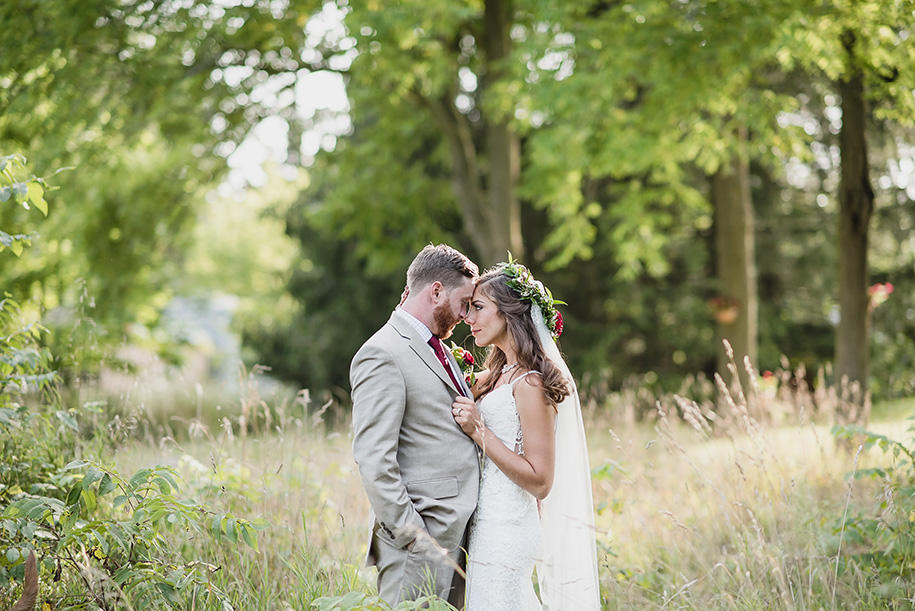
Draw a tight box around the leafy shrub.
[0,298,271,610]
[1,152,270,610]
[832,420,915,596]
[2,456,268,609]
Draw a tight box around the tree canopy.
[2,0,913,408]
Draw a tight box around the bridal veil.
[532,306,601,610]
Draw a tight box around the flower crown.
[494,255,565,338]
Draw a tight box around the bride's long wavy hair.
[473,268,570,409]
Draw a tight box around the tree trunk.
[408,0,522,267]
[421,0,522,267]
[484,116,522,266]
[478,0,523,266]
[711,126,758,392]
[835,33,874,424]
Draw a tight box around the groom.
[350,244,480,607]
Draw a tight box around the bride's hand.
[452,396,483,440]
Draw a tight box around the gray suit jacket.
[351,311,480,557]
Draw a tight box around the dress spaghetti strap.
[510,370,541,389]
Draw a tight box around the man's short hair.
[407,244,478,292]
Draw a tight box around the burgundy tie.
[428,336,466,396]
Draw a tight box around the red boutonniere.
[449,343,478,387]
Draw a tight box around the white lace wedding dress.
[466,375,542,611]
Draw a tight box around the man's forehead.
[455,278,475,300]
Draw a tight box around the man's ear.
[429,280,444,303]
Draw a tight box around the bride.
[452,261,600,610]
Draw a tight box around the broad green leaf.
[129,469,151,490]
[153,477,171,495]
[95,531,110,555]
[84,465,103,488]
[241,523,258,551]
[55,411,78,431]
[28,182,47,215]
[66,483,82,507]
[98,473,117,496]
[20,521,37,539]
[250,516,271,531]
[80,487,97,512]
[223,514,238,543]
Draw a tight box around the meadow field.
[81,361,915,610]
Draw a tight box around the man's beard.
[432,302,460,339]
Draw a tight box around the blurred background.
[2,0,913,422]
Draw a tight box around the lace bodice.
[480,383,524,452]
[466,376,542,611]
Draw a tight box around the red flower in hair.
[554,311,563,337]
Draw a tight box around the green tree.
[711,127,758,382]
[0,0,329,341]
[244,0,915,405]
[341,0,527,266]
[783,0,915,419]
[519,0,807,384]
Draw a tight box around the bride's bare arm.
[452,375,556,499]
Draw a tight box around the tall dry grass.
[104,352,914,610]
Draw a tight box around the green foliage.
[0,0,331,350]
[268,0,915,402]
[831,420,915,590]
[1,0,912,410]
[0,153,50,256]
[0,296,56,404]
[0,149,270,610]
[779,0,915,123]
[0,395,272,609]
[244,196,405,393]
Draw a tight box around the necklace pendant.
[501,362,518,374]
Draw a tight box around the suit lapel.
[443,347,471,397]
[388,312,460,394]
